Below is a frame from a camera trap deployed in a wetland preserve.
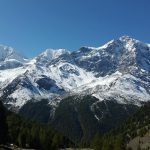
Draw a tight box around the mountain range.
[0,35,150,143]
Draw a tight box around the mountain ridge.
[0,35,150,109]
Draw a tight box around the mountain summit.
[0,45,27,70]
[35,48,70,65]
[0,45,26,62]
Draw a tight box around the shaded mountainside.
[19,95,138,144]
[90,102,150,150]
[121,102,150,150]
[19,99,53,123]
[0,101,73,150]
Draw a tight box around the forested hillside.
[19,96,138,144]
[0,101,73,150]
[91,102,150,150]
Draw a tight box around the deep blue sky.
[0,0,150,58]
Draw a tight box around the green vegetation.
[19,99,52,123]
[19,96,138,146]
[51,96,100,144]
[0,101,73,150]
[91,102,150,150]
[1,98,150,150]
[56,96,137,145]
[115,102,150,141]
[0,101,8,144]
[91,132,126,150]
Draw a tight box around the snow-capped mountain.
[35,48,70,65]
[71,36,150,77]
[0,36,150,109]
[71,36,150,105]
[0,45,26,62]
[0,45,27,70]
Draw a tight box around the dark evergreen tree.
[91,132,103,150]
[0,101,7,144]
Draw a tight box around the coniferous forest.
[1,100,150,150]
[0,101,73,150]
[90,102,150,150]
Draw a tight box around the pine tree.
[91,132,103,150]
[0,101,8,144]
[18,129,26,147]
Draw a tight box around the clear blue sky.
[0,0,150,58]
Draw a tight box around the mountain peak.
[118,35,141,45]
[119,35,135,41]
[35,48,70,64]
[0,45,26,62]
[43,48,70,60]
